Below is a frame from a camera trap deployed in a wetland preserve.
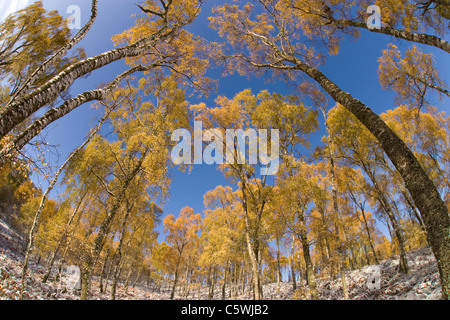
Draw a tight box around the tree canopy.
[0,0,448,301]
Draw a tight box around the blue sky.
[2,0,449,244]
[0,0,30,21]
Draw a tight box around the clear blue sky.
[3,1,449,244]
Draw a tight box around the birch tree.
[209,0,450,299]
[0,0,209,166]
[164,206,202,300]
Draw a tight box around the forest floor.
[0,218,443,300]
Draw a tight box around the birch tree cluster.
[0,0,448,300]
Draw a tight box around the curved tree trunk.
[0,63,163,166]
[5,0,99,107]
[0,25,175,141]
[333,20,450,54]
[295,61,449,299]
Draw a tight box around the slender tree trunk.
[370,175,409,273]
[400,189,426,228]
[110,203,132,300]
[241,191,262,299]
[21,115,106,298]
[182,266,191,298]
[237,265,242,296]
[171,271,179,300]
[124,269,132,293]
[296,208,319,300]
[231,265,237,298]
[240,266,245,295]
[319,209,335,277]
[110,259,122,299]
[212,267,217,299]
[208,266,216,299]
[363,245,370,266]
[99,250,111,294]
[80,152,146,300]
[132,267,142,288]
[276,237,282,293]
[206,267,212,298]
[197,277,201,298]
[170,256,182,300]
[103,255,115,294]
[222,266,227,299]
[257,246,263,299]
[323,109,349,300]
[55,237,73,283]
[360,207,380,265]
[289,235,296,291]
[42,193,87,283]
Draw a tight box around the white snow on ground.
[0,218,443,300]
[315,247,442,300]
